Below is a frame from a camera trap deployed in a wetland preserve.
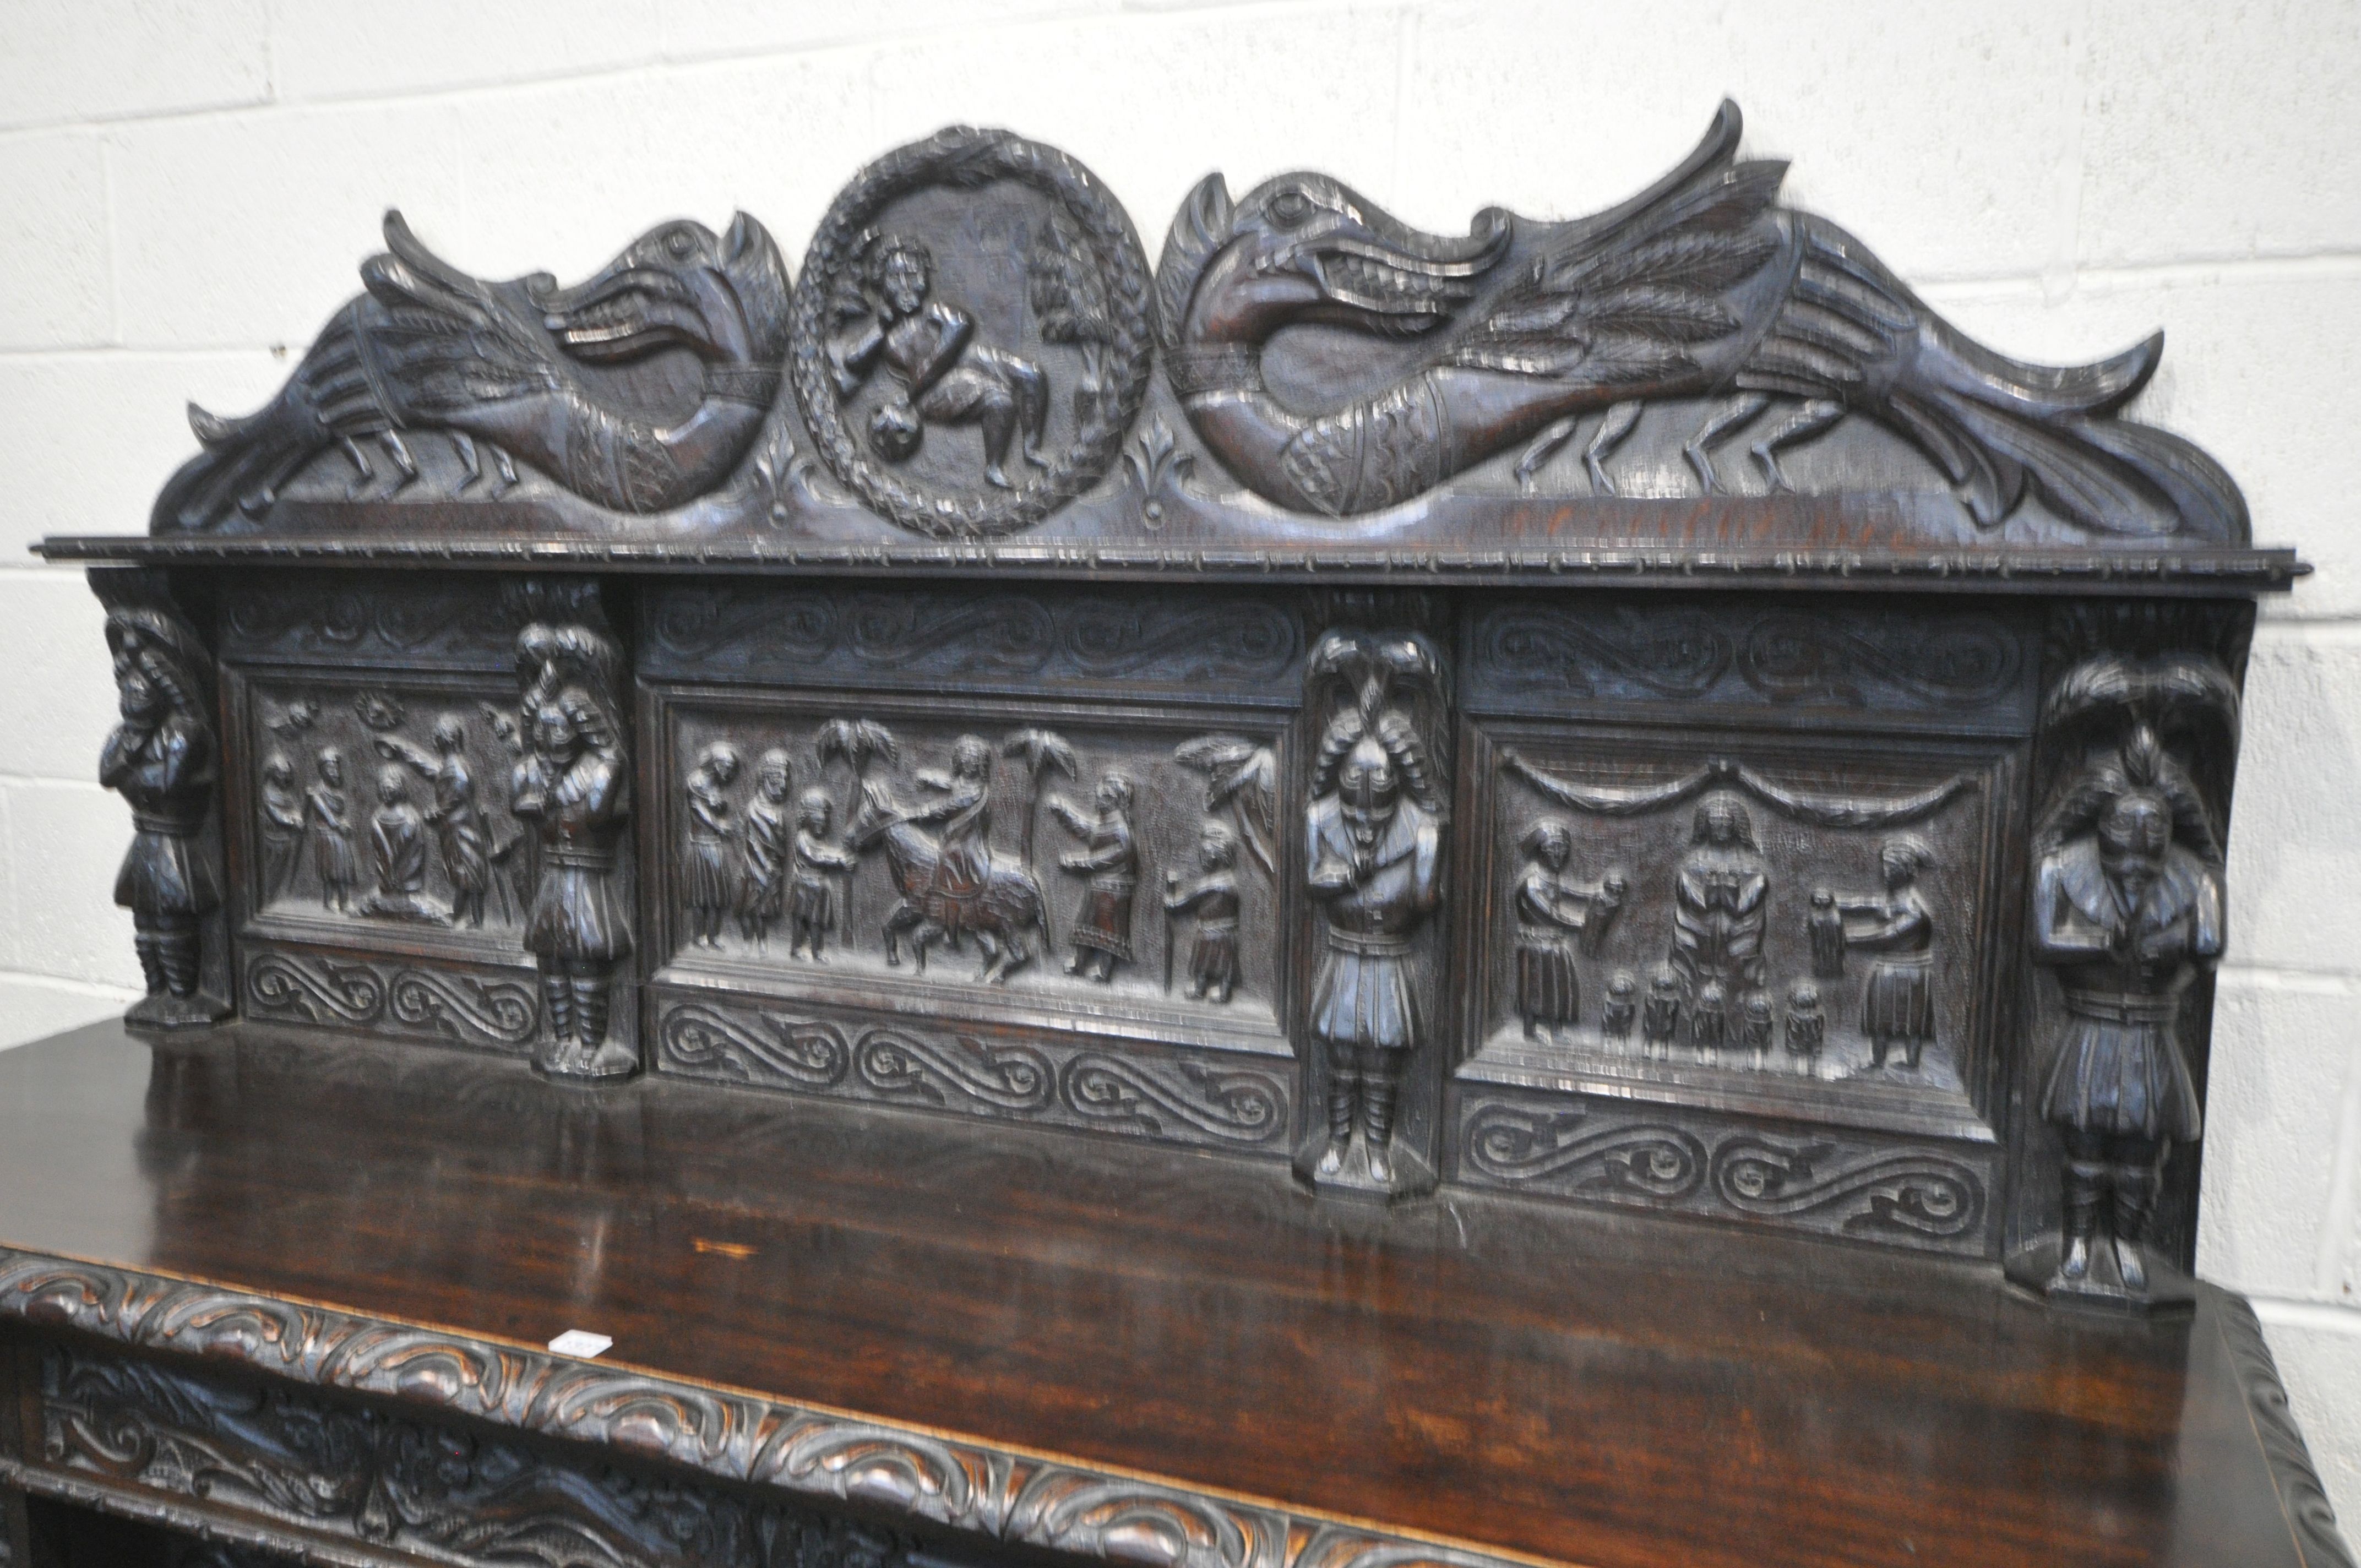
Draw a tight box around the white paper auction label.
[547,1329,613,1358]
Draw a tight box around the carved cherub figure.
[829,234,1049,489]
[737,749,793,950]
[683,742,741,948]
[790,788,858,961]
[307,747,358,913]
[1165,821,1243,1004]
[1052,772,1139,983]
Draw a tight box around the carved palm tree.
[815,718,899,831]
[1000,728,1078,866]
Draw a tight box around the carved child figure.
[1690,979,1728,1063]
[1785,982,1825,1072]
[683,742,741,949]
[790,788,858,962]
[1165,822,1243,1004]
[362,765,443,924]
[307,748,358,914]
[1808,886,1847,978]
[1740,991,1776,1063]
[1511,819,1625,1043]
[1053,772,1139,983]
[1600,970,1639,1044]
[1641,967,1682,1060]
[737,749,793,950]
[258,751,305,900]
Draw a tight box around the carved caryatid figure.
[1304,633,1446,1189]
[512,624,634,1081]
[152,211,792,529]
[1671,796,1769,997]
[2025,723,2226,1304]
[98,591,227,1027]
[306,748,358,913]
[374,714,489,927]
[827,233,1048,489]
[1155,100,2244,538]
[1511,819,1625,1043]
[1052,772,1139,983]
[1829,837,1939,1070]
[683,742,741,949]
[360,766,443,924]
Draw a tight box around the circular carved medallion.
[790,127,1154,540]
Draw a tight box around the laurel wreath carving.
[790,126,1154,540]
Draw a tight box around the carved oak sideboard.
[9,106,2349,1568]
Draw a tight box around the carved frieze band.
[244,948,539,1052]
[1454,1092,1993,1254]
[644,585,1303,698]
[0,1250,1525,1568]
[221,576,540,671]
[1465,601,2033,729]
[2213,1293,2358,1568]
[656,996,1288,1151]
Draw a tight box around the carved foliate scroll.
[93,570,231,1028]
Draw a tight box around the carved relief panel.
[219,575,631,1059]
[1449,596,2037,1253]
[640,584,1301,1153]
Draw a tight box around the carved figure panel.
[1465,721,2017,1135]
[229,670,534,948]
[651,689,1290,1058]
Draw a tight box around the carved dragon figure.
[154,211,792,530]
[1155,101,2245,540]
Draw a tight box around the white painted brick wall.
[1,0,2355,1527]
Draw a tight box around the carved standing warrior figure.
[97,590,227,1027]
[153,211,791,529]
[1304,632,1446,1188]
[827,233,1048,488]
[1156,100,2244,537]
[1671,796,1769,997]
[374,715,489,927]
[2021,721,2228,1305]
[511,623,635,1081]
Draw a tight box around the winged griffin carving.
[1155,101,2245,538]
[154,211,792,530]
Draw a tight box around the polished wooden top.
[0,1021,2326,1568]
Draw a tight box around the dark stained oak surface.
[0,1021,2322,1568]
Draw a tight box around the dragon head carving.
[533,212,792,369]
[1156,171,1510,351]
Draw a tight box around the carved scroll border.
[653,993,1292,1155]
[0,1249,1529,1568]
[1451,1090,1999,1258]
[243,945,540,1054]
[2213,1294,2358,1568]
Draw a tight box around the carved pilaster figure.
[512,621,635,1081]
[96,578,230,1028]
[2008,651,2238,1311]
[1302,630,1446,1191]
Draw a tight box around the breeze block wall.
[2,0,2357,1518]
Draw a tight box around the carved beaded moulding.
[48,107,2301,1313]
